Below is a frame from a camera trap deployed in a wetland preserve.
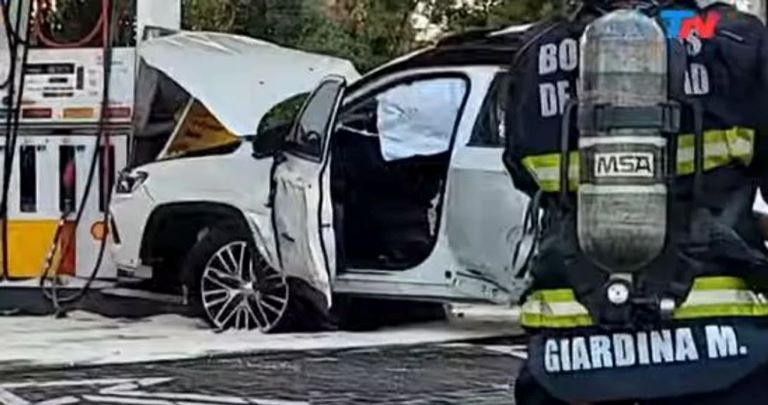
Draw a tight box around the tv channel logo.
[659,10,721,39]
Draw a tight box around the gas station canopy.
[137,31,362,136]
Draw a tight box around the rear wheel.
[184,226,290,332]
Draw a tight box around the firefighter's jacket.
[504,4,768,402]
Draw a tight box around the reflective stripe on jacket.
[521,276,768,329]
[521,127,755,192]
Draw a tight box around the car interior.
[330,84,461,271]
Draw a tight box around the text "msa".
[594,152,655,178]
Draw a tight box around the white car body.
[111,29,534,315]
[111,31,360,275]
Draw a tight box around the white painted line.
[0,379,137,390]
[35,396,80,405]
[94,390,307,405]
[0,388,30,405]
[135,379,176,388]
[81,396,174,405]
[509,350,528,360]
[101,385,140,395]
[176,402,248,405]
[482,344,528,359]
[1,378,174,391]
[83,396,230,405]
[436,343,473,349]
[100,378,176,395]
[105,391,248,404]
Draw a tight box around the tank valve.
[606,275,632,306]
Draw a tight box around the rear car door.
[445,72,533,301]
[270,76,346,308]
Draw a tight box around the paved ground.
[0,309,521,371]
[0,338,527,405]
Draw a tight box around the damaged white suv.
[110,27,533,332]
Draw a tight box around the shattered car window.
[286,80,343,159]
[257,92,310,138]
[251,92,310,157]
[469,73,508,147]
[376,77,467,161]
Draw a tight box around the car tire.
[183,223,293,332]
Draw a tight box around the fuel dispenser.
[0,0,179,290]
[2,48,134,280]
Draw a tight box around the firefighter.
[505,0,768,403]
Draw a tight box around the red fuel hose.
[40,0,116,311]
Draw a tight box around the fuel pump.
[35,0,179,313]
[0,0,178,314]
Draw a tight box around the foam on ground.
[0,308,520,371]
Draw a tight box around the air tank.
[577,10,669,273]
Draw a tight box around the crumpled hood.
[138,30,361,136]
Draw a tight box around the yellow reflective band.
[674,303,768,319]
[520,276,768,329]
[532,289,578,303]
[522,152,579,192]
[676,128,755,175]
[691,276,749,291]
[520,127,755,192]
[521,312,595,328]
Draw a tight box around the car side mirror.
[251,123,289,158]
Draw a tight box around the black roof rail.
[346,24,530,94]
[435,27,502,46]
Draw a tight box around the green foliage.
[181,0,240,32]
[38,0,562,66]
[181,0,421,72]
[180,0,563,72]
[424,0,563,33]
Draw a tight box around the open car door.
[270,76,346,311]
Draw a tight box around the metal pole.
[0,0,31,281]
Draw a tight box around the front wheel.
[184,226,290,332]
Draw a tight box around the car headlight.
[115,170,148,194]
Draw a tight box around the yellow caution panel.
[1,220,60,279]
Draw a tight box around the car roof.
[348,23,531,93]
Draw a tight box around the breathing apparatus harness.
[509,0,729,328]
